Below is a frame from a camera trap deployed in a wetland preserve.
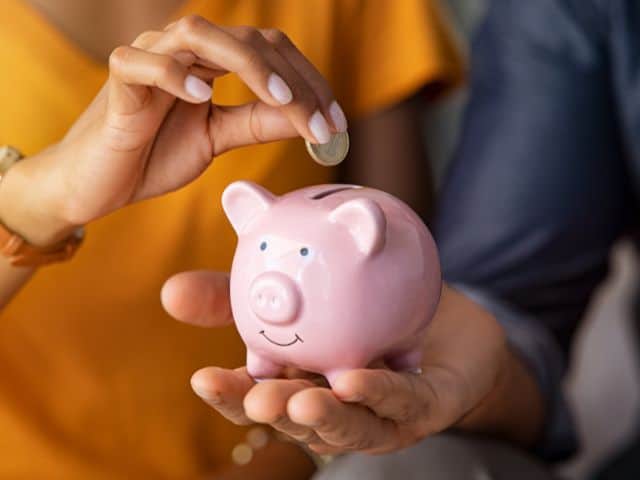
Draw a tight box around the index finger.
[260,28,347,133]
[154,17,278,103]
[287,387,399,453]
[191,366,254,425]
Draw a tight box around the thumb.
[210,101,298,156]
[161,270,234,327]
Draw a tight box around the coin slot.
[310,186,357,200]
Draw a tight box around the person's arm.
[0,18,346,311]
[166,274,543,454]
[0,146,77,306]
[0,261,33,307]
[332,0,463,222]
[173,0,626,459]
[435,0,627,460]
[344,94,432,220]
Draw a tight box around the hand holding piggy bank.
[222,181,441,386]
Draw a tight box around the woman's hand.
[162,273,545,455]
[0,16,346,245]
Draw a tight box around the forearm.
[423,286,545,448]
[343,95,433,220]
[0,259,35,308]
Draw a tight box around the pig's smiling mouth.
[259,330,304,347]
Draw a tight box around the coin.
[305,131,349,166]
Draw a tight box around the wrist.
[456,345,545,446]
[0,146,78,246]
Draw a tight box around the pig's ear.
[222,181,275,233]
[329,198,386,256]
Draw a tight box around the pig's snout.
[249,272,301,325]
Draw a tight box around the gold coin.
[305,131,349,166]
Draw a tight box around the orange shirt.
[0,0,463,477]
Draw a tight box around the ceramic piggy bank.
[222,181,441,386]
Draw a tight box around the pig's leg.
[246,350,284,380]
[385,346,423,374]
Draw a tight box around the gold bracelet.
[0,145,85,267]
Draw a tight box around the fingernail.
[329,101,348,132]
[185,75,212,102]
[268,73,293,105]
[308,110,331,144]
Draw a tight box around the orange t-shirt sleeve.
[335,0,465,118]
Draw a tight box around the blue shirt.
[435,0,640,461]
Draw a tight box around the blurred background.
[430,2,640,479]
[75,0,640,476]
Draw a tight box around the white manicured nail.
[268,73,293,104]
[308,110,331,144]
[329,101,348,132]
[185,75,212,102]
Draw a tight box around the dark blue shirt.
[435,0,640,461]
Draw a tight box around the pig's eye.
[299,247,309,257]
[260,241,268,251]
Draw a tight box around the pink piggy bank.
[222,181,441,386]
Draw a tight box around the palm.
[57,80,217,224]
[163,274,509,455]
[132,95,214,200]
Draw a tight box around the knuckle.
[381,371,398,392]
[344,435,372,451]
[133,31,156,48]
[177,14,207,35]
[409,420,432,442]
[156,57,181,84]
[366,390,387,411]
[369,395,387,412]
[329,421,348,438]
[396,400,417,424]
[293,430,318,444]
[238,47,267,74]
[236,26,265,46]
[239,46,262,69]
[263,28,290,47]
[313,413,331,430]
[417,420,433,438]
[367,376,394,408]
[60,199,93,226]
[108,46,130,71]
[247,102,265,144]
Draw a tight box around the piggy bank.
[222,181,441,386]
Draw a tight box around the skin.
[0,0,544,477]
[163,273,544,457]
[345,94,433,221]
